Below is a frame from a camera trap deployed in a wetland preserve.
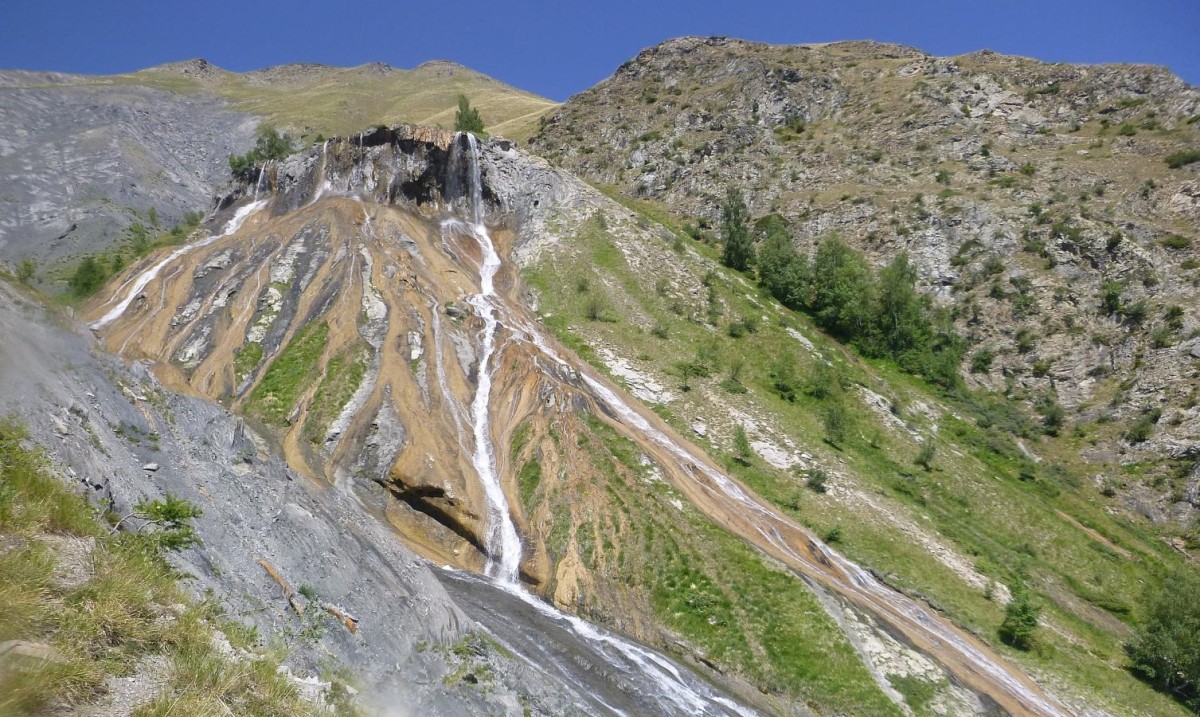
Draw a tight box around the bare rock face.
[0,74,258,272]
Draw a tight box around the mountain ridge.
[1,34,1199,717]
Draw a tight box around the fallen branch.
[320,602,359,634]
[258,559,306,617]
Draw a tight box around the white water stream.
[447,133,752,716]
[90,199,268,331]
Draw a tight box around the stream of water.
[90,198,268,331]
[447,133,755,717]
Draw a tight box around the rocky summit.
[1,36,1199,717]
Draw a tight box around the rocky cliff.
[0,75,258,270]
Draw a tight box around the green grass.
[303,342,369,444]
[247,322,329,427]
[234,341,264,383]
[119,62,558,143]
[888,674,941,716]
[0,418,320,716]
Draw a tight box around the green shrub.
[732,426,753,465]
[804,468,829,493]
[228,126,295,179]
[1100,281,1125,315]
[823,401,850,447]
[15,258,36,284]
[999,582,1041,650]
[1160,234,1192,250]
[68,256,109,297]
[970,349,995,374]
[1165,149,1200,169]
[1127,571,1200,712]
[915,442,936,471]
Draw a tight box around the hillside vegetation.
[532,35,1200,547]
[0,418,332,716]
[125,58,558,141]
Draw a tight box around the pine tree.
[454,95,485,134]
[998,582,1041,650]
[733,425,753,465]
[68,256,107,297]
[720,187,754,271]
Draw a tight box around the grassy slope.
[513,406,901,715]
[0,418,324,716]
[522,193,1192,715]
[120,62,559,142]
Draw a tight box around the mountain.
[0,60,557,284]
[530,35,1200,528]
[2,37,1199,717]
[130,58,558,141]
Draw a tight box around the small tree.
[454,95,485,134]
[999,582,1041,650]
[804,468,829,493]
[770,354,799,402]
[720,187,754,272]
[114,494,203,551]
[915,441,936,471]
[68,256,107,297]
[823,401,850,447]
[16,257,36,284]
[1127,571,1200,711]
[733,425,753,465]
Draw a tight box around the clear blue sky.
[1,0,1196,100]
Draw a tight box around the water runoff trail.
[446,135,1069,717]
[90,199,268,331]
[442,133,756,717]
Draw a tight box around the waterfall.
[91,199,267,331]
[445,133,751,715]
[498,306,1068,717]
[454,132,522,584]
[253,160,270,201]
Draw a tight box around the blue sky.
[1,0,1196,100]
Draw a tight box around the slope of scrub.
[124,59,558,141]
[520,191,1194,716]
[531,36,1200,529]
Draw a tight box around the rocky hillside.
[5,38,1200,717]
[531,37,1200,523]
[75,119,1200,716]
[0,60,556,286]
[0,73,258,273]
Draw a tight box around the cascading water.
[253,160,270,200]
[497,293,1069,717]
[90,196,268,331]
[445,133,753,716]
[456,132,522,584]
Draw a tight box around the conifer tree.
[720,187,754,272]
[454,95,485,134]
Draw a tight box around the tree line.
[721,187,965,389]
